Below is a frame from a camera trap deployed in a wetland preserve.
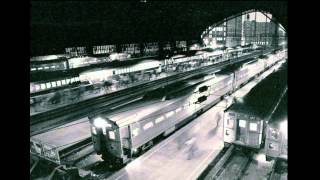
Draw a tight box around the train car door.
[247,119,263,148]
[236,118,249,145]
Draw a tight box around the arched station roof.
[31,1,287,56]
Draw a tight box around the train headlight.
[93,117,111,128]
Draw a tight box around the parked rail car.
[30,57,68,72]
[265,92,287,161]
[68,56,106,69]
[223,62,287,150]
[108,53,132,62]
[79,59,162,84]
[88,54,283,166]
[30,76,81,95]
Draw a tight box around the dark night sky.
[30,1,287,56]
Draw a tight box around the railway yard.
[31,2,287,180]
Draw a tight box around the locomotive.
[223,62,287,156]
[89,51,286,166]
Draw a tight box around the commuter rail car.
[265,92,287,161]
[30,76,81,95]
[79,59,162,84]
[223,62,287,150]
[167,45,255,66]
[89,54,284,166]
[30,57,69,72]
[108,53,132,62]
[68,56,106,69]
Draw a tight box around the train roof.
[108,99,179,127]
[226,62,287,119]
[91,74,228,127]
[30,54,67,62]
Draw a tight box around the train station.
[30,1,287,180]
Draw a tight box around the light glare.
[93,117,111,128]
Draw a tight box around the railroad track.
[200,145,254,180]
[268,159,287,180]
[30,50,271,130]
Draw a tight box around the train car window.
[44,66,49,69]
[109,131,115,140]
[155,116,165,124]
[239,120,246,128]
[249,123,258,131]
[143,122,154,130]
[46,83,51,88]
[35,85,40,91]
[75,77,79,82]
[165,111,175,118]
[51,82,56,88]
[38,67,43,70]
[66,79,70,84]
[40,84,46,90]
[56,81,61,86]
[31,68,36,71]
[175,107,182,113]
[51,66,55,69]
[61,80,66,85]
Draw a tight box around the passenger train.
[30,56,108,72]
[108,53,132,62]
[89,50,286,167]
[265,92,287,161]
[223,61,287,161]
[166,45,255,66]
[79,59,162,85]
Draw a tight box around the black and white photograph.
[30,1,288,179]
